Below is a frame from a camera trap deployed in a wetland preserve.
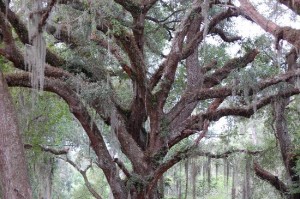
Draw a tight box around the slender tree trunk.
[0,71,32,199]
[184,159,189,199]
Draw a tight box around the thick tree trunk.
[0,71,32,199]
[274,97,300,199]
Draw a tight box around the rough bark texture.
[0,72,32,199]
[253,161,288,195]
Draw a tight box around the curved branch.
[90,33,133,79]
[24,144,69,155]
[168,98,223,148]
[64,156,103,199]
[113,0,141,14]
[147,147,262,195]
[167,49,259,126]
[145,9,183,23]
[114,158,131,178]
[153,0,202,110]
[253,161,288,195]
[38,0,56,32]
[238,0,300,49]
[5,73,127,199]
[182,7,240,59]
[169,68,300,127]
[0,1,66,67]
[211,27,241,42]
[278,0,300,15]
[203,88,300,121]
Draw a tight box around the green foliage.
[0,57,13,72]
[70,166,111,198]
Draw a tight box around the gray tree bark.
[0,71,32,199]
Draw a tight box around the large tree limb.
[253,161,288,195]
[153,0,202,111]
[0,24,112,122]
[182,7,240,60]
[146,146,262,195]
[168,98,223,148]
[168,68,300,128]
[204,88,300,121]
[278,0,300,15]
[167,9,203,135]
[152,7,240,114]
[238,0,300,49]
[174,87,300,143]
[6,72,147,178]
[0,1,66,67]
[167,49,258,128]
[5,73,127,199]
[90,33,133,79]
[210,27,241,42]
[0,10,71,80]
[24,144,69,155]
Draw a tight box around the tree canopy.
[0,0,300,198]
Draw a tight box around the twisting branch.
[195,149,262,159]
[38,0,56,32]
[203,88,300,121]
[277,0,300,15]
[114,158,131,178]
[113,0,141,14]
[145,9,183,23]
[24,144,69,155]
[168,67,300,127]
[201,60,218,73]
[0,0,67,67]
[153,0,202,110]
[146,146,262,195]
[62,156,103,199]
[182,7,240,60]
[5,72,127,198]
[238,0,300,49]
[90,33,134,79]
[166,49,258,128]
[170,70,300,145]
[253,161,288,195]
[203,49,259,88]
[0,18,70,79]
[210,27,241,42]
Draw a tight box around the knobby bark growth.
[0,0,300,198]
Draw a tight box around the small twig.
[195,119,209,144]
[114,158,131,178]
[39,0,57,32]
[24,144,69,155]
[59,156,103,199]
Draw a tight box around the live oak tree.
[1,0,300,198]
